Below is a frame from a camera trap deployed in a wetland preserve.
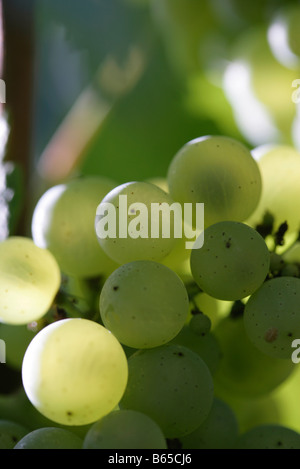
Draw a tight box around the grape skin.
[83,409,167,449]
[244,277,300,359]
[95,181,179,265]
[167,135,262,228]
[236,424,300,449]
[22,318,128,426]
[0,237,61,325]
[120,344,214,438]
[31,176,118,278]
[14,427,83,449]
[100,260,189,349]
[190,221,270,301]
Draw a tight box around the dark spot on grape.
[67,411,73,416]
[288,332,293,337]
[173,352,184,357]
[225,240,231,248]
[113,286,119,291]
[264,327,278,343]
[277,441,282,447]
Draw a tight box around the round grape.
[22,318,128,426]
[95,181,179,265]
[179,398,239,449]
[214,316,295,397]
[244,276,300,359]
[0,237,61,325]
[14,427,83,449]
[83,410,167,449]
[100,260,189,349]
[31,176,118,278]
[167,135,262,228]
[0,420,29,449]
[248,145,300,235]
[120,344,214,438]
[190,221,270,301]
[236,424,300,449]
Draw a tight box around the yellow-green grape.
[0,323,37,370]
[0,420,29,449]
[83,410,167,449]
[190,221,270,301]
[100,261,189,349]
[247,145,300,236]
[14,427,83,449]
[0,237,61,325]
[22,318,128,426]
[95,181,179,265]
[120,344,214,438]
[244,277,300,359]
[236,424,300,449]
[214,316,295,398]
[31,176,118,279]
[167,135,262,228]
[179,398,239,449]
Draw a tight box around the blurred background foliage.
[1,0,300,238]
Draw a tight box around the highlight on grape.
[95,193,204,249]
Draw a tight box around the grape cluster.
[1,134,300,449]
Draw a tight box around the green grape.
[31,176,118,279]
[244,277,300,359]
[0,420,29,449]
[22,318,128,426]
[167,135,262,228]
[0,237,61,325]
[83,409,167,449]
[236,424,300,449]
[213,316,295,398]
[169,325,222,375]
[95,181,179,265]
[247,145,300,235]
[189,312,212,336]
[14,427,83,449]
[100,261,189,349]
[0,323,37,370]
[179,398,239,449]
[120,344,214,438]
[190,221,270,301]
